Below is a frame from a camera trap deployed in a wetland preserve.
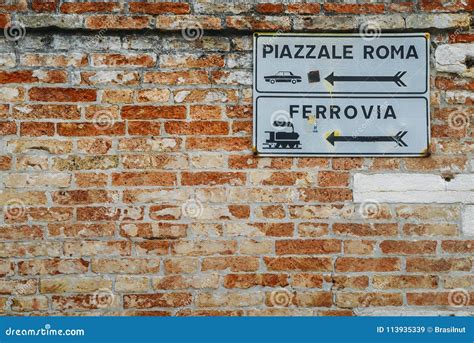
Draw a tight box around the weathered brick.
[122,105,186,120]
[373,276,438,289]
[380,240,437,255]
[336,292,403,308]
[202,256,259,272]
[60,2,121,13]
[130,2,190,14]
[265,257,332,272]
[85,15,151,29]
[124,293,192,309]
[29,87,96,102]
[181,172,245,186]
[335,258,401,272]
[13,104,80,119]
[164,121,228,135]
[276,239,341,255]
[112,172,176,186]
[323,3,385,14]
[32,0,58,12]
[18,259,89,276]
[406,257,471,272]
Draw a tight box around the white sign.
[253,33,430,157]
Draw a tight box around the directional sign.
[253,33,430,157]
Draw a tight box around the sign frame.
[252,32,431,158]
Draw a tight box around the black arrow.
[327,131,408,147]
[325,71,407,87]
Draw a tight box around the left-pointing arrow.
[327,131,408,147]
[325,71,407,87]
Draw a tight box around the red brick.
[124,293,192,309]
[127,121,161,136]
[57,123,125,136]
[181,172,246,186]
[92,53,155,67]
[52,190,114,205]
[32,0,58,12]
[287,3,321,14]
[0,156,11,170]
[406,258,471,272]
[129,2,190,14]
[276,239,341,255]
[224,274,289,289]
[264,257,333,272]
[0,71,38,84]
[256,3,285,14]
[335,258,401,272]
[333,223,398,237]
[60,2,121,13]
[112,172,176,187]
[442,240,474,253]
[164,121,229,135]
[387,2,415,12]
[380,240,437,255]
[420,0,473,12]
[0,14,10,29]
[0,122,16,135]
[318,171,350,187]
[201,257,259,272]
[332,158,364,170]
[85,15,150,29]
[449,33,474,43]
[12,104,80,119]
[323,3,385,14]
[373,275,438,289]
[20,122,54,136]
[435,77,474,91]
[122,105,186,120]
[29,88,96,102]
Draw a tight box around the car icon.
[264,71,302,84]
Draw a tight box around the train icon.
[262,121,302,149]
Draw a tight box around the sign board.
[253,33,430,157]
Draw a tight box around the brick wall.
[0,0,472,316]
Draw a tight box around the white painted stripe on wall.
[462,205,474,236]
[353,173,474,203]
